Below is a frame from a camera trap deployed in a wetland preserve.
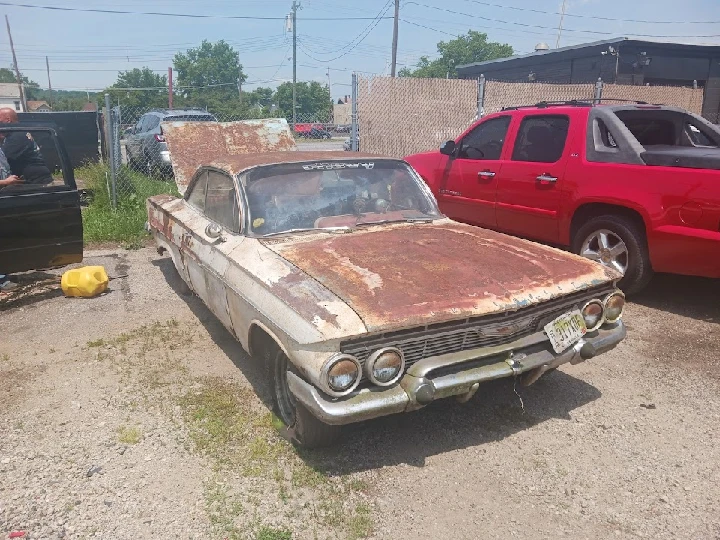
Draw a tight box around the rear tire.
[265,344,341,449]
[572,214,653,294]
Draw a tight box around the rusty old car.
[146,119,627,448]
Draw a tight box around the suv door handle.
[536,174,558,183]
[478,170,496,178]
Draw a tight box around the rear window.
[164,115,216,122]
[615,111,675,146]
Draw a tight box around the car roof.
[147,109,215,116]
[207,151,394,176]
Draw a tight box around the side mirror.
[205,223,224,241]
[440,140,456,156]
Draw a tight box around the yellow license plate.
[544,310,587,353]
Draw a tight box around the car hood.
[262,220,619,333]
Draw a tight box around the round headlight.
[581,299,604,331]
[324,354,361,395]
[365,347,405,386]
[604,291,625,322]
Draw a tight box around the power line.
[403,2,720,39]
[458,0,720,25]
[296,0,393,63]
[0,1,394,20]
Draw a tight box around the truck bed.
[640,146,720,170]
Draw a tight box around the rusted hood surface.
[263,221,618,332]
[162,118,296,195]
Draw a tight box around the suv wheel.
[265,344,341,449]
[572,214,653,294]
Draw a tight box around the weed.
[291,464,327,488]
[87,338,105,348]
[204,480,244,539]
[348,503,373,539]
[117,425,142,444]
[0,353,8,363]
[256,526,292,540]
[79,162,177,245]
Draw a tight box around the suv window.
[615,113,675,146]
[685,123,717,147]
[205,171,239,232]
[512,115,570,163]
[186,171,207,212]
[458,116,510,160]
[145,115,161,131]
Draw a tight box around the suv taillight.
[154,134,165,142]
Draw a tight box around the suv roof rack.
[501,98,661,111]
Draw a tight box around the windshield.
[244,160,441,236]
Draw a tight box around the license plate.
[544,310,587,353]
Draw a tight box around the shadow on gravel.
[153,255,602,474]
[631,273,720,324]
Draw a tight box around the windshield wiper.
[355,217,435,227]
[260,226,352,238]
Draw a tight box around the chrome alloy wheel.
[580,229,629,275]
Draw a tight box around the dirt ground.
[1,247,719,540]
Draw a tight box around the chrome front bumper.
[287,321,626,426]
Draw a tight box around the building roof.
[82,102,98,112]
[27,100,50,111]
[0,83,21,99]
[456,37,720,75]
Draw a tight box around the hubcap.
[580,229,629,275]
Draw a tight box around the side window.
[512,115,570,163]
[135,115,148,133]
[205,171,240,233]
[186,171,207,212]
[458,116,511,160]
[685,123,717,147]
[146,115,161,131]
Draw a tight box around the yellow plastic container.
[61,266,109,298]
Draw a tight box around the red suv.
[405,102,720,293]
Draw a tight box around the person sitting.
[0,107,54,185]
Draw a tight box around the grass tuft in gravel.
[117,425,143,444]
[78,162,177,247]
[256,525,293,540]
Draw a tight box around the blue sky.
[1,0,719,99]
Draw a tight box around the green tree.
[173,40,245,117]
[399,31,513,78]
[102,67,168,111]
[273,81,331,121]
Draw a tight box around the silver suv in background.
[124,109,217,175]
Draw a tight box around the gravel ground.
[1,248,718,539]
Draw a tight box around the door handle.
[536,174,558,183]
[478,170,496,179]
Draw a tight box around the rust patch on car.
[161,119,298,195]
[269,270,340,329]
[265,221,617,332]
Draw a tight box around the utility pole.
[291,1,300,127]
[555,0,567,48]
[46,56,53,109]
[5,16,26,112]
[390,0,399,77]
[168,67,173,109]
[238,66,243,105]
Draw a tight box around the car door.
[180,168,241,330]
[494,113,572,243]
[140,115,161,161]
[437,115,511,228]
[0,125,82,273]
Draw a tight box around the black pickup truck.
[0,124,83,274]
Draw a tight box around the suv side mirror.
[440,140,456,156]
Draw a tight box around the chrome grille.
[344,312,539,369]
[341,284,616,377]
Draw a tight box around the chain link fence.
[101,105,347,207]
[350,76,708,158]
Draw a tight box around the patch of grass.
[256,526,292,540]
[87,338,105,348]
[204,480,244,539]
[78,162,177,246]
[348,503,373,539]
[0,353,9,363]
[117,425,142,444]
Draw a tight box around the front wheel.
[572,214,653,294]
[266,345,341,448]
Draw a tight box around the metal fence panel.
[357,76,478,158]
